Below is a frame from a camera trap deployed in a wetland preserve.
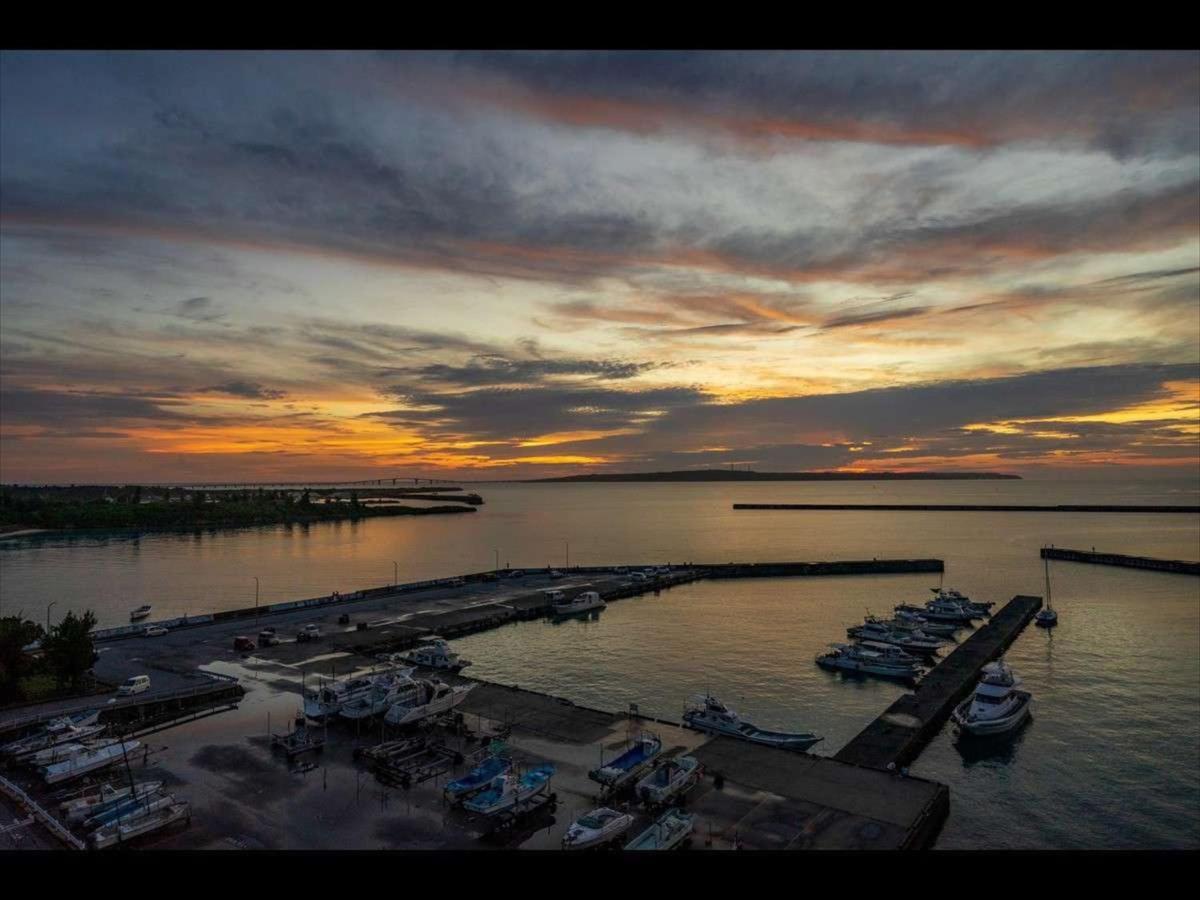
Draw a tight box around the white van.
[117,675,151,696]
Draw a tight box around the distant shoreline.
[528,469,1021,483]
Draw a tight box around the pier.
[834,595,1043,770]
[1041,546,1200,576]
[733,503,1200,513]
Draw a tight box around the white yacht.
[552,590,606,618]
[339,671,416,721]
[400,638,471,672]
[951,660,1032,736]
[847,619,948,655]
[562,807,635,850]
[816,641,925,682]
[892,610,959,637]
[130,605,153,621]
[383,678,474,726]
[41,740,140,785]
[682,694,822,752]
[304,669,409,721]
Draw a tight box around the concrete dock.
[1041,546,1200,576]
[834,595,1043,770]
[734,503,1200,513]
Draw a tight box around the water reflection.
[954,714,1033,767]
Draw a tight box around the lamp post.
[393,561,398,586]
[254,577,260,620]
[46,601,57,633]
[494,549,499,572]
[565,540,569,569]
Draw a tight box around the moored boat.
[624,808,694,850]
[41,740,140,784]
[339,671,416,721]
[951,660,1032,736]
[562,807,635,849]
[1035,553,1059,628]
[848,620,948,656]
[5,722,107,761]
[552,590,606,618]
[130,605,153,621]
[815,642,924,683]
[23,738,117,768]
[682,694,822,752]
[400,638,471,672]
[90,800,190,849]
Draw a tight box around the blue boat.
[463,765,555,815]
[444,755,512,802]
[587,734,662,789]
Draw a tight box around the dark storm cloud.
[0,389,188,425]
[431,50,1200,157]
[201,381,288,400]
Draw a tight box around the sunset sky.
[1,50,1197,483]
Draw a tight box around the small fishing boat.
[636,755,702,806]
[463,765,555,815]
[400,638,471,672]
[1036,554,1059,628]
[443,755,513,802]
[682,694,822,752]
[91,800,190,849]
[624,808,694,851]
[951,660,1032,736]
[552,590,607,619]
[61,781,163,824]
[562,807,635,850]
[47,709,101,732]
[588,734,662,789]
[304,672,384,721]
[383,679,474,726]
[816,642,924,682]
[41,740,140,785]
[130,605,153,621]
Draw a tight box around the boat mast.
[1044,550,1053,611]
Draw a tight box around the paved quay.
[834,595,1043,770]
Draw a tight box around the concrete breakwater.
[1041,546,1200,576]
[834,595,1043,770]
[734,503,1200,513]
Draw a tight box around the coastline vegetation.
[0,485,476,534]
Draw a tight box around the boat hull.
[952,691,1032,736]
[816,656,920,683]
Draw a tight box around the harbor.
[0,559,1055,852]
[1040,546,1200,576]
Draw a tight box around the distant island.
[0,485,476,535]
[528,469,1021,483]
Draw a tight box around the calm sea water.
[1,477,1198,848]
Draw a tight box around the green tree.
[41,610,97,690]
[300,490,311,507]
[0,616,45,702]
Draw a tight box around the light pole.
[46,601,56,633]
[393,561,398,586]
[565,540,569,569]
[494,549,499,572]
[254,577,260,620]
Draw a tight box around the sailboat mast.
[1044,552,1053,610]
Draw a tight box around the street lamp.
[565,540,569,569]
[46,601,57,633]
[393,561,399,586]
[254,577,260,619]
[494,549,499,572]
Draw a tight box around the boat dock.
[1041,546,1200,576]
[834,595,1043,770]
[733,503,1200,513]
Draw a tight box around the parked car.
[508,570,524,579]
[549,570,564,579]
[296,624,322,643]
[117,675,151,696]
[630,571,647,582]
[448,577,465,587]
[143,626,168,637]
[233,636,255,652]
[258,629,281,647]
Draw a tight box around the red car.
[233,636,256,652]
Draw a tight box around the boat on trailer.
[90,800,190,849]
[562,807,635,850]
[463,765,555,815]
[444,755,513,803]
[588,734,662,790]
[84,788,171,830]
[383,679,474,726]
[636,755,702,806]
[625,808,694,850]
[61,780,163,824]
[682,694,822,752]
[41,740,140,785]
